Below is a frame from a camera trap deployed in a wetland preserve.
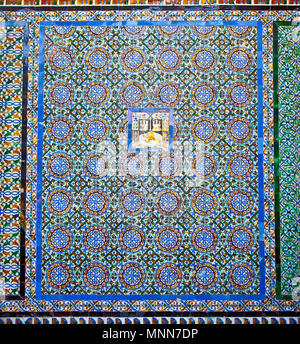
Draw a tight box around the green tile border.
[273,20,299,300]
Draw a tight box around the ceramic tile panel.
[36,20,264,300]
[0,8,298,322]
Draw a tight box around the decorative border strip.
[0,2,300,8]
[0,21,28,300]
[0,316,299,324]
[273,20,299,300]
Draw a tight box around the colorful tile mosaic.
[0,316,299,324]
[1,0,300,7]
[0,8,299,322]
[36,20,264,300]
[0,21,28,299]
[274,21,300,300]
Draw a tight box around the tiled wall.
[0,8,299,323]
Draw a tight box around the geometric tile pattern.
[0,9,299,318]
[37,20,264,299]
[0,22,28,298]
[1,0,300,6]
[274,21,300,300]
[0,316,299,325]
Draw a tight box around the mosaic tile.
[274,21,299,300]
[36,20,264,300]
[1,0,300,6]
[1,315,300,324]
[0,21,28,298]
[0,8,299,320]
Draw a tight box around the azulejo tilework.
[83,153,108,178]
[46,189,73,216]
[227,82,254,108]
[227,153,254,180]
[84,82,110,107]
[274,21,300,300]
[156,47,181,72]
[0,9,299,319]
[191,226,218,253]
[35,20,264,300]
[46,225,73,253]
[49,47,75,73]
[83,116,109,143]
[0,21,28,299]
[47,152,73,179]
[192,47,217,72]
[83,189,109,216]
[155,226,182,253]
[156,189,182,217]
[192,263,218,290]
[227,117,253,143]
[191,190,218,216]
[227,47,253,73]
[47,116,74,143]
[121,47,146,73]
[83,225,109,253]
[191,117,218,143]
[48,81,75,107]
[46,262,73,290]
[191,82,217,107]
[157,81,181,106]
[0,315,299,325]
[119,189,145,217]
[192,153,217,179]
[120,153,145,179]
[227,189,254,216]
[119,226,145,253]
[85,47,110,73]
[83,263,109,290]
[227,226,254,253]
[158,153,181,179]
